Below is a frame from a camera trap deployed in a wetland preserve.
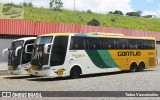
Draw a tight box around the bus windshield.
[31,36,53,69]
[36,36,53,44]
[8,40,24,69]
[31,36,69,70]
[10,40,24,50]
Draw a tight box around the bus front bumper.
[8,64,31,75]
[30,69,60,77]
[8,69,31,75]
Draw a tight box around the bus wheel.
[70,66,81,79]
[130,63,138,72]
[138,62,145,72]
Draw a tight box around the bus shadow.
[27,77,71,81]
[27,71,126,82]
[27,69,155,82]
[3,69,154,81]
[4,75,40,79]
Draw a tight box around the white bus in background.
[2,37,36,75]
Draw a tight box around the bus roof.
[38,33,156,40]
[14,37,37,42]
[39,33,71,37]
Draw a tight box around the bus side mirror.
[15,46,22,56]
[2,48,8,57]
[44,44,52,54]
[25,44,34,54]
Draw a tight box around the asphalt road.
[0,65,160,99]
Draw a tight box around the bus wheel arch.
[130,62,138,72]
[138,62,145,72]
[70,65,82,79]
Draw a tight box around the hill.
[24,7,160,32]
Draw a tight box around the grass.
[24,7,160,32]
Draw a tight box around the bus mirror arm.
[44,44,52,54]
[15,46,22,56]
[25,44,34,54]
[2,48,8,57]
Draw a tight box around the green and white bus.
[2,37,36,75]
[28,33,157,78]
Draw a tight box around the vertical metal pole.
[74,0,75,11]
[34,19,40,35]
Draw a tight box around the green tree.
[137,10,142,17]
[113,10,124,15]
[28,2,33,7]
[23,2,27,7]
[87,18,100,26]
[108,11,113,14]
[87,9,92,14]
[126,11,142,17]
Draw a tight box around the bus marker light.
[28,68,31,73]
[57,70,64,76]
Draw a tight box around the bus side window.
[103,38,116,50]
[70,37,85,50]
[138,40,146,49]
[103,39,110,49]
[87,38,101,50]
[146,40,155,49]
[129,39,138,49]
[117,39,128,49]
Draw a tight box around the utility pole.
[34,19,40,35]
[74,0,75,11]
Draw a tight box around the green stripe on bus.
[85,50,111,68]
[97,50,118,68]
[85,50,118,68]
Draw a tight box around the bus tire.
[130,62,138,72]
[138,62,145,72]
[70,66,82,79]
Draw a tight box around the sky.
[0,0,160,16]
